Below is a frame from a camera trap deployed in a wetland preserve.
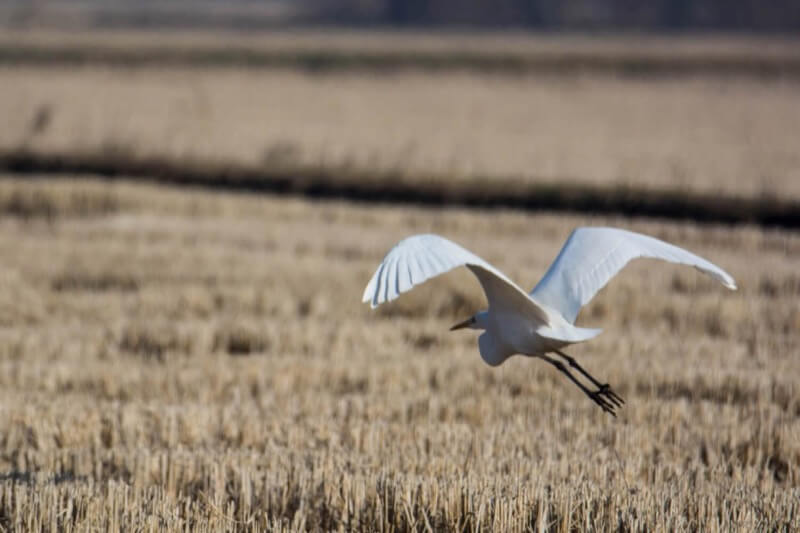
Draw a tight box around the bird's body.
[363,227,736,415]
[470,303,597,367]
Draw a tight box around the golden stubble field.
[0,30,798,531]
[0,177,797,531]
[1,63,799,200]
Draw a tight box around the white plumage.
[530,227,736,323]
[362,227,736,416]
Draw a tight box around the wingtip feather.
[709,268,737,291]
[362,276,376,304]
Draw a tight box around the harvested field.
[0,30,798,531]
[1,64,799,205]
[0,177,797,531]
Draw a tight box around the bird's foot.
[588,389,618,417]
[597,383,625,408]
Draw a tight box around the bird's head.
[449,310,488,331]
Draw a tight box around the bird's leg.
[554,349,625,407]
[539,354,617,416]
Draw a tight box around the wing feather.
[363,234,552,325]
[384,255,400,303]
[396,256,412,293]
[407,254,423,283]
[530,227,737,323]
[427,241,450,270]
[377,255,390,304]
[363,260,383,307]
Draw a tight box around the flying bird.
[362,227,736,416]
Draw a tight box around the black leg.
[554,349,625,407]
[539,354,617,416]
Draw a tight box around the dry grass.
[1,61,799,201]
[0,177,797,531]
[0,32,798,530]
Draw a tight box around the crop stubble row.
[0,178,796,530]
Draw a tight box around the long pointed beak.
[450,318,472,331]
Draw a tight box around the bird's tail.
[536,324,603,344]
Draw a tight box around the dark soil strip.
[1,149,798,228]
[1,44,800,78]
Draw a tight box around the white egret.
[362,227,736,416]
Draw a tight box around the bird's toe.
[589,391,617,417]
[598,383,625,407]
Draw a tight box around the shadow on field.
[2,148,799,228]
[2,43,800,79]
[0,471,90,486]
[636,377,798,412]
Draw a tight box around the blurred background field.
[0,1,799,531]
[1,32,800,202]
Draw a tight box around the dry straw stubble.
[0,178,796,530]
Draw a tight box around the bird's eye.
[471,317,476,323]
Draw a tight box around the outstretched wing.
[530,227,737,324]
[363,234,551,325]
